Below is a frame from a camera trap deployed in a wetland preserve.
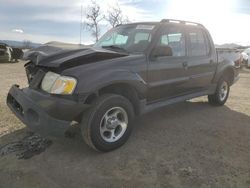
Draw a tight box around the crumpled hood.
[23,47,128,70]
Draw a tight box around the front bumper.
[7,85,90,136]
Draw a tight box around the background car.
[0,43,23,63]
[0,43,10,63]
[11,47,24,62]
[247,57,250,68]
[241,48,250,67]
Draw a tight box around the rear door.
[185,27,217,91]
[147,24,189,102]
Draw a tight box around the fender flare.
[213,59,235,84]
[75,69,147,98]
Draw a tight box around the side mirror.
[151,46,173,58]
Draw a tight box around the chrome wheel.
[219,81,228,101]
[100,107,128,143]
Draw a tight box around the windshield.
[94,24,157,53]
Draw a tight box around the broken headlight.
[41,71,77,95]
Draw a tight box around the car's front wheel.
[81,94,135,152]
[208,77,230,106]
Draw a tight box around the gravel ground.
[0,61,250,188]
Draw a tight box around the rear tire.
[81,94,135,152]
[208,77,230,106]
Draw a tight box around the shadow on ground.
[1,101,250,188]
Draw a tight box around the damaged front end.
[6,46,129,136]
[24,61,47,88]
[7,59,90,136]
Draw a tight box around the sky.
[0,0,250,45]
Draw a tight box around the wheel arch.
[213,59,235,86]
[84,82,145,115]
[221,67,235,86]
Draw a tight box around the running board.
[140,90,213,115]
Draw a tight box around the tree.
[85,0,104,42]
[106,4,130,28]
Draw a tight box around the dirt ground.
[0,61,250,188]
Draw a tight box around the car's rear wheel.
[208,77,230,106]
[81,94,134,152]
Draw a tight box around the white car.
[242,48,250,67]
[6,47,13,62]
[242,52,248,61]
[247,58,250,68]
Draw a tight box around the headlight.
[41,71,77,95]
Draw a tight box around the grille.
[7,94,24,116]
[25,62,39,83]
[25,62,46,89]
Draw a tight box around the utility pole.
[80,4,83,45]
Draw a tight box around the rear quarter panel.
[213,49,239,84]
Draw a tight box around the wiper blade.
[101,45,128,53]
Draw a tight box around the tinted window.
[158,27,186,57]
[188,29,208,56]
[94,24,156,53]
[100,33,128,46]
[134,33,151,44]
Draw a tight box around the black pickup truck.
[7,19,239,152]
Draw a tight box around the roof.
[160,19,204,27]
[117,19,205,29]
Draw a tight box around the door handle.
[182,61,188,69]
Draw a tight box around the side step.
[140,90,213,115]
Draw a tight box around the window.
[115,35,128,44]
[94,24,156,53]
[188,29,208,56]
[158,27,186,57]
[100,33,128,46]
[134,33,151,44]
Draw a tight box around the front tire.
[81,94,135,152]
[208,77,230,106]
